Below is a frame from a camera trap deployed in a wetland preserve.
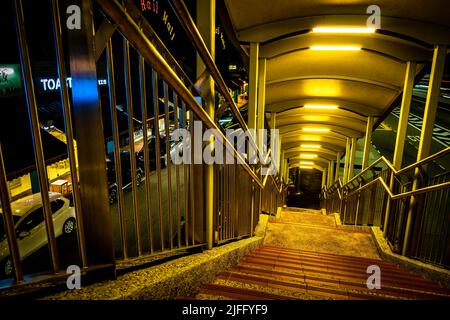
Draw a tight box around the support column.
[248,43,259,161]
[383,61,416,236]
[328,161,334,187]
[403,45,446,256]
[343,138,351,184]
[335,152,341,181]
[321,169,327,189]
[362,116,374,170]
[257,59,267,152]
[196,0,215,249]
[348,137,357,180]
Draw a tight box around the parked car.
[106,150,144,204]
[136,135,167,171]
[0,192,76,278]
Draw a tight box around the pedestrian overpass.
[0,0,449,299]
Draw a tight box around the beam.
[361,116,374,170]
[403,45,447,256]
[343,138,351,184]
[335,152,341,181]
[257,58,267,151]
[348,137,357,180]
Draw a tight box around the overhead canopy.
[224,0,450,169]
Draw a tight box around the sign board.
[0,64,22,97]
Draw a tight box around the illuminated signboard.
[0,64,22,97]
[37,77,107,92]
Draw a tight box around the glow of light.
[302,115,330,122]
[300,166,313,169]
[300,154,318,158]
[300,144,321,149]
[310,46,361,51]
[312,27,376,34]
[302,127,330,132]
[304,104,338,110]
[299,161,314,165]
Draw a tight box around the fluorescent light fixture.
[300,166,313,169]
[299,161,314,165]
[304,104,338,110]
[300,144,321,149]
[302,127,330,133]
[310,45,361,51]
[300,154,318,158]
[312,27,375,34]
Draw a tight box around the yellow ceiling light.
[300,144,321,149]
[302,127,330,133]
[300,154,318,158]
[312,27,376,34]
[299,161,314,165]
[304,104,338,110]
[310,45,361,51]
[299,166,313,169]
[302,115,330,122]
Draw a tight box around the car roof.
[0,192,62,217]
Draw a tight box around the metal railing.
[0,0,285,292]
[322,147,450,268]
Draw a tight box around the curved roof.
[224,0,450,166]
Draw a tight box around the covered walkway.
[0,0,449,301]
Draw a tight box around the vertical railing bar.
[123,39,142,256]
[152,69,165,251]
[173,93,182,248]
[0,144,23,282]
[428,187,443,261]
[51,0,86,268]
[14,0,59,274]
[139,55,154,254]
[163,82,174,250]
[182,102,189,247]
[432,186,445,263]
[106,40,128,259]
[189,112,195,245]
[223,165,228,241]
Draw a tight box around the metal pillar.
[348,137,357,180]
[257,58,267,152]
[248,43,259,160]
[328,161,334,187]
[362,116,374,170]
[343,138,351,184]
[335,152,341,181]
[383,61,416,236]
[403,45,446,255]
[321,169,327,189]
[66,0,114,268]
[197,0,215,250]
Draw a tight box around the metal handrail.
[330,147,450,201]
[95,0,264,188]
[170,0,265,164]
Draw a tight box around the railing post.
[196,0,215,250]
[403,45,446,256]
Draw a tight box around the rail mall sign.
[139,0,177,42]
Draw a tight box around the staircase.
[195,246,450,300]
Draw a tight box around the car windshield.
[0,214,21,242]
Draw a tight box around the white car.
[0,192,76,277]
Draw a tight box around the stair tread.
[247,252,435,283]
[229,265,450,299]
[199,284,300,300]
